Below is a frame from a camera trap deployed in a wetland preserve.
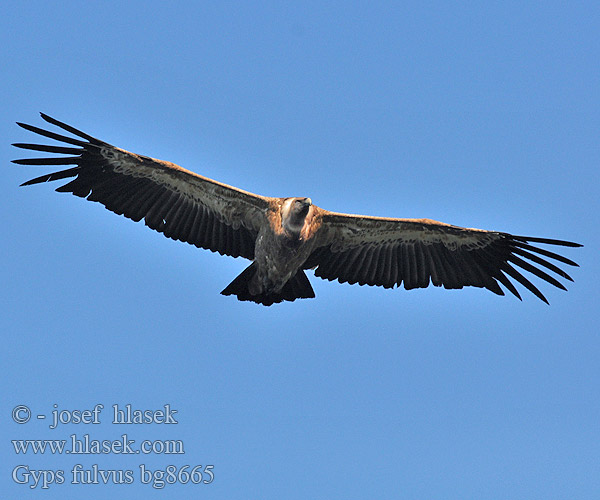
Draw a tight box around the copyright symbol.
[12,405,31,424]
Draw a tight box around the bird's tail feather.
[221,263,315,306]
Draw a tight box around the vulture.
[12,113,581,306]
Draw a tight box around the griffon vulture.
[12,113,581,306]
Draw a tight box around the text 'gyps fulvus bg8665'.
[13,114,581,306]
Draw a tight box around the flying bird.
[12,113,581,306]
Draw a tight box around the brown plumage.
[12,113,582,305]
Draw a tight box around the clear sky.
[1,1,598,498]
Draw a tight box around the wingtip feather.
[40,112,57,124]
[37,112,101,143]
[514,235,582,248]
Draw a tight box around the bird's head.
[292,197,312,216]
[282,197,312,235]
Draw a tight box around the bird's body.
[221,197,321,304]
[12,113,581,305]
[253,203,316,292]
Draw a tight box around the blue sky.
[1,1,598,498]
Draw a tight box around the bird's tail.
[221,263,315,306]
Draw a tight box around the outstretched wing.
[305,212,582,303]
[13,113,272,260]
